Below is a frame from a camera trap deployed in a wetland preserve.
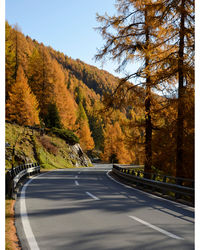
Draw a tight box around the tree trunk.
[176,0,185,178]
[144,85,152,175]
[144,9,152,177]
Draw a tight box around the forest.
[5,0,194,179]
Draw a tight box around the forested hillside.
[5,20,194,179]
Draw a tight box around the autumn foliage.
[6,65,40,126]
[5,12,194,179]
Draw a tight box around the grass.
[5,199,21,250]
[6,122,92,171]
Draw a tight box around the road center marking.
[75,175,78,179]
[86,192,100,200]
[75,180,79,186]
[128,215,184,240]
[20,178,40,250]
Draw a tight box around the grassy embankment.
[5,122,92,170]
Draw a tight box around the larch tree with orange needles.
[6,65,40,126]
[102,122,132,164]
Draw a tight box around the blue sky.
[5,0,129,77]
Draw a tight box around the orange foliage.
[78,120,95,151]
[51,60,77,129]
[102,122,132,164]
[6,65,40,126]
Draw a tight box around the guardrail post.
[6,171,14,198]
[152,173,156,180]
[6,162,40,199]
[111,165,194,205]
[175,179,183,199]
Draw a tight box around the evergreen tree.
[28,45,54,120]
[88,114,104,150]
[44,103,62,129]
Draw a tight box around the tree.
[28,45,55,120]
[95,0,194,177]
[6,65,40,126]
[102,122,132,164]
[88,113,104,150]
[95,0,162,173]
[78,121,95,151]
[76,102,94,151]
[148,0,194,177]
[44,103,62,129]
[51,59,77,129]
[5,21,15,100]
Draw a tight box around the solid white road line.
[86,192,100,200]
[106,171,194,211]
[128,215,184,240]
[75,180,79,186]
[20,178,40,250]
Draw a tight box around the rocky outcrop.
[69,144,92,167]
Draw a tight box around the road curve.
[15,164,194,250]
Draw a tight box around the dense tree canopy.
[5,14,194,179]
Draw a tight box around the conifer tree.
[51,59,77,129]
[95,0,161,173]
[102,122,132,164]
[6,65,40,126]
[78,121,95,151]
[96,0,194,177]
[76,102,94,151]
[28,46,54,120]
[5,21,15,100]
[148,0,194,177]
[44,103,62,129]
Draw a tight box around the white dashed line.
[86,192,100,200]
[75,180,79,186]
[128,215,184,240]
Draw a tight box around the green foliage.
[44,103,62,129]
[88,114,104,150]
[77,102,88,122]
[75,86,83,104]
[51,127,79,145]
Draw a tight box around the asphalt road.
[15,164,194,250]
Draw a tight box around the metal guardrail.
[6,162,40,198]
[112,164,194,203]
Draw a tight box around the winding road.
[15,164,194,249]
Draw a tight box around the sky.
[5,0,132,78]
